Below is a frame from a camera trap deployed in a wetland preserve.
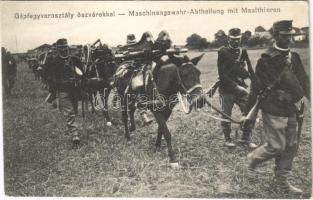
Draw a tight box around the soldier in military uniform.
[217,28,257,148]
[49,38,84,145]
[2,48,17,95]
[244,20,310,194]
[126,34,137,45]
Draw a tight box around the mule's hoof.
[154,145,161,152]
[126,139,132,145]
[106,121,112,126]
[129,126,136,132]
[72,136,80,148]
[170,162,180,169]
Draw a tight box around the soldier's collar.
[228,45,241,50]
[264,45,289,58]
[273,43,290,52]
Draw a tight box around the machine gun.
[114,48,188,61]
[114,47,188,108]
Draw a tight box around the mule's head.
[177,53,206,111]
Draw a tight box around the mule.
[115,54,205,165]
[84,48,117,126]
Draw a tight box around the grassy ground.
[3,48,312,198]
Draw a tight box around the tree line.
[186,26,309,50]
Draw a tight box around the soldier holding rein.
[49,38,84,146]
[1,48,17,96]
[244,20,310,194]
[217,28,257,148]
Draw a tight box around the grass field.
[3,48,312,198]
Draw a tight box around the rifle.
[244,51,257,84]
[296,100,305,154]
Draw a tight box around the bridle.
[176,62,203,114]
[57,46,70,59]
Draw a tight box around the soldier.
[1,47,9,94]
[49,38,84,145]
[2,48,17,95]
[126,34,137,45]
[244,20,310,194]
[217,28,257,148]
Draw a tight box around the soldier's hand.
[294,97,305,111]
[235,85,249,96]
[240,116,247,123]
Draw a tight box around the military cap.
[56,38,68,47]
[157,30,170,41]
[127,34,136,44]
[272,20,295,35]
[228,28,242,39]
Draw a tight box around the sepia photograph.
[1,0,311,198]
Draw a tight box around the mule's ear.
[190,53,204,66]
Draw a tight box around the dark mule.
[84,44,116,126]
[116,54,205,165]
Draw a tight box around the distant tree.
[213,30,228,47]
[247,36,272,47]
[242,30,252,45]
[255,26,266,33]
[186,33,208,50]
[199,38,208,50]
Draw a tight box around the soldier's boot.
[140,111,153,125]
[238,131,258,149]
[223,130,235,147]
[72,132,80,147]
[247,152,259,171]
[272,177,303,194]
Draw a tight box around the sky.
[1,1,309,53]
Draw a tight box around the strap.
[236,48,242,62]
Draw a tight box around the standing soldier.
[49,38,84,145]
[217,28,257,148]
[2,48,17,96]
[6,51,17,95]
[244,20,310,194]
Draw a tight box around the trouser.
[249,112,298,180]
[219,90,250,141]
[3,76,15,95]
[58,91,79,138]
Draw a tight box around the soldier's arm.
[244,58,265,115]
[217,49,238,90]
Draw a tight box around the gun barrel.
[114,48,188,60]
